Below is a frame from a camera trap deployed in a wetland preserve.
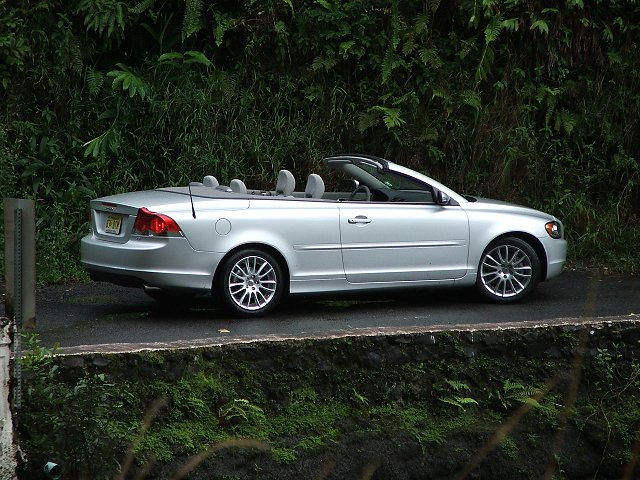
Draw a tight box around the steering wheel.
[349,185,371,201]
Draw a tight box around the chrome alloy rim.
[480,244,533,298]
[228,255,277,311]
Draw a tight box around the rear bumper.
[80,234,223,292]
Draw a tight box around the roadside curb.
[56,313,639,356]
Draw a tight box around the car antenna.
[188,183,197,218]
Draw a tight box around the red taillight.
[133,207,182,237]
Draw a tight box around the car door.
[339,202,469,283]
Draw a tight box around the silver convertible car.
[81,154,566,317]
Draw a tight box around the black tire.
[476,237,541,303]
[218,249,285,317]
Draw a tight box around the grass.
[16,330,640,478]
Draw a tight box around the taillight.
[133,208,183,237]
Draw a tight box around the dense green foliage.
[19,332,640,478]
[1,0,639,281]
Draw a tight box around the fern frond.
[439,396,478,411]
[311,56,337,71]
[215,16,239,47]
[461,90,481,110]
[402,33,416,56]
[219,71,237,101]
[556,110,576,135]
[371,106,406,129]
[445,379,470,391]
[419,47,443,69]
[414,13,430,35]
[86,68,104,96]
[77,0,127,41]
[130,0,155,15]
[357,111,379,133]
[183,0,203,39]
[484,16,503,44]
[501,379,541,408]
[381,48,395,83]
[419,127,439,142]
[70,38,83,75]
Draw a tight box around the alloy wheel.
[227,254,278,311]
[480,243,533,299]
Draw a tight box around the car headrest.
[275,169,295,196]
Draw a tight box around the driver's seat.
[304,174,325,199]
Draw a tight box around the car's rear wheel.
[476,237,541,303]
[219,249,285,317]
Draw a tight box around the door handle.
[348,216,371,224]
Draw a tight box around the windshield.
[356,162,429,191]
[324,158,436,203]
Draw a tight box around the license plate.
[105,215,123,235]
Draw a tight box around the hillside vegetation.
[1,0,639,281]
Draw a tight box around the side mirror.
[435,189,450,206]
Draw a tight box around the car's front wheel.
[476,237,541,303]
[219,249,285,317]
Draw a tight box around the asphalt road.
[2,270,637,353]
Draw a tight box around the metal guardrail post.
[2,198,36,480]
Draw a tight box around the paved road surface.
[2,270,637,353]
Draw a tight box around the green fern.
[182,0,203,40]
[381,0,401,83]
[444,379,471,392]
[86,68,104,96]
[414,13,430,35]
[371,106,406,129]
[439,396,479,411]
[381,48,396,83]
[311,55,338,72]
[461,90,481,110]
[216,71,238,102]
[357,111,380,133]
[214,15,239,47]
[498,379,541,409]
[130,0,155,15]
[484,16,504,44]
[555,110,577,135]
[419,47,443,69]
[77,0,126,41]
[437,380,478,411]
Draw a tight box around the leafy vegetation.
[1,0,639,281]
[18,331,640,478]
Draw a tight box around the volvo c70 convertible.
[81,154,567,317]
